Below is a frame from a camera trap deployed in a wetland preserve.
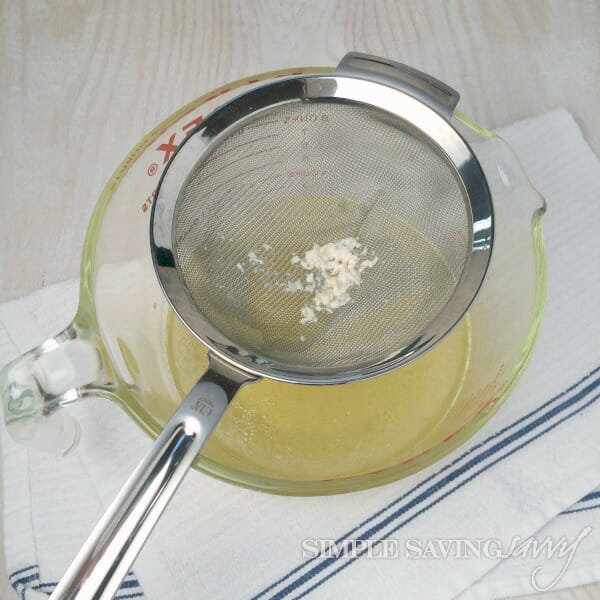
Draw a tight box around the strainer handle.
[50,359,253,600]
[336,52,460,121]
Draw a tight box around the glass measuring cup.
[0,64,546,495]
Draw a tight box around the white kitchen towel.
[1,108,600,600]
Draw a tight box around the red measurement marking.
[284,113,329,123]
[175,178,286,246]
[141,189,156,213]
[147,162,158,176]
[232,172,284,191]
[203,134,279,164]
[400,447,431,465]
[474,403,487,417]
[182,115,204,132]
[442,432,455,443]
[175,215,203,245]
[472,394,498,417]
[193,148,282,188]
[442,421,466,443]
[368,468,386,475]
[157,133,178,164]
[247,79,259,84]
[244,119,280,130]
[192,161,284,199]
[178,103,200,121]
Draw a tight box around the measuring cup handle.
[0,323,115,454]
[336,52,460,121]
[50,357,253,600]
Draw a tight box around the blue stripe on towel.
[580,490,600,502]
[559,490,600,515]
[252,365,600,600]
[561,489,600,515]
[9,565,145,598]
[9,565,40,600]
[120,579,142,589]
[34,581,58,590]
[561,503,600,516]
[557,489,600,515]
[8,565,38,580]
[288,391,600,600]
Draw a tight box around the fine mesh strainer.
[52,53,493,599]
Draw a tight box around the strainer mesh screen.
[174,100,470,369]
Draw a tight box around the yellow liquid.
[166,311,471,482]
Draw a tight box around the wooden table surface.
[1,1,599,598]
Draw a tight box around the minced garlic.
[237,238,378,327]
[290,238,378,324]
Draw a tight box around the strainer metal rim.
[150,74,493,385]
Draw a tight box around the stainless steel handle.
[336,52,460,121]
[50,358,253,600]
